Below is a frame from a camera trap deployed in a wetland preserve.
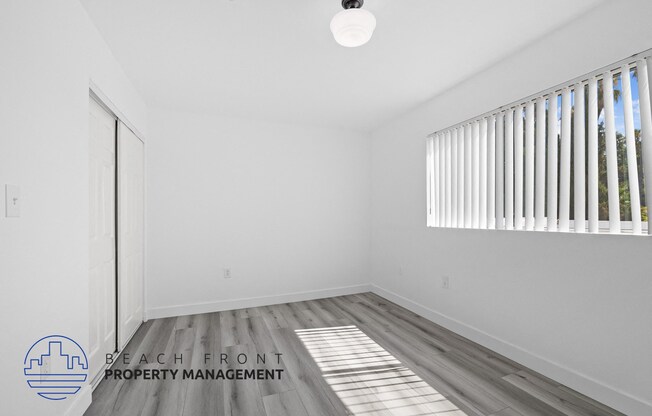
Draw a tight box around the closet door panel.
[89,97,117,383]
[118,122,144,349]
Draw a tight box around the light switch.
[5,185,20,217]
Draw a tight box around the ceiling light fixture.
[330,0,376,48]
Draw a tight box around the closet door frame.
[89,85,147,386]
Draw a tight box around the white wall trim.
[64,385,92,416]
[147,284,372,319]
[89,81,146,143]
[370,284,652,416]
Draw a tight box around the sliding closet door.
[117,122,144,349]
[89,97,117,383]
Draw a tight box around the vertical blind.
[427,51,652,235]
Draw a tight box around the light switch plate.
[5,185,20,217]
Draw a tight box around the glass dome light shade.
[330,8,376,48]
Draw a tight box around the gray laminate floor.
[84,293,624,416]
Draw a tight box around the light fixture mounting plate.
[342,0,363,9]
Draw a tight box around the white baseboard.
[64,385,92,416]
[146,284,372,319]
[370,284,652,416]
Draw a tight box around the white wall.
[370,1,652,415]
[3,1,650,415]
[146,108,371,318]
[0,1,147,415]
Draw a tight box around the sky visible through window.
[540,68,645,223]
[428,62,650,233]
[612,70,640,132]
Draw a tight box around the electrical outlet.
[442,276,450,290]
[223,268,232,279]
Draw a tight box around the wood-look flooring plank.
[287,301,327,328]
[84,320,156,416]
[220,309,251,347]
[313,298,349,321]
[262,390,309,416]
[347,297,557,416]
[85,317,178,416]
[175,313,198,330]
[260,305,289,330]
[110,320,178,416]
[327,296,501,416]
[351,299,451,356]
[237,307,262,319]
[558,386,625,416]
[140,327,195,416]
[269,303,306,330]
[351,293,393,311]
[182,313,225,416]
[87,293,626,416]
[304,299,341,323]
[267,327,351,416]
[325,372,394,416]
[365,296,510,360]
[503,372,624,416]
[245,316,293,396]
[298,324,396,415]
[490,408,525,416]
[223,343,267,416]
[514,370,625,416]
[428,351,568,416]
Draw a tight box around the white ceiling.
[81,0,601,132]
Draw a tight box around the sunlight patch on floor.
[296,325,467,416]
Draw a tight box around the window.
[427,50,652,235]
